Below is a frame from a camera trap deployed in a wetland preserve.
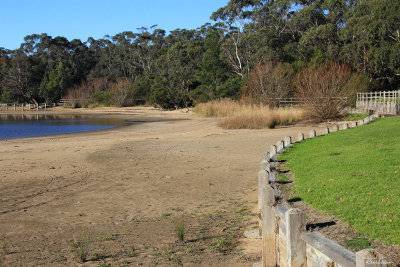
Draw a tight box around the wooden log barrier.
[262,186,277,267]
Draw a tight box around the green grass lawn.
[279,117,400,245]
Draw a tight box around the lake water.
[0,114,130,140]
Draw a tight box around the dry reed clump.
[194,99,307,129]
[194,98,240,117]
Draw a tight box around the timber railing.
[356,90,400,115]
[257,114,390,267]
[0,103,57,112]
[263,97,348,107]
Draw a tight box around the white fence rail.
[356,90,400,114]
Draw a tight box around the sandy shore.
[0,107,322,266]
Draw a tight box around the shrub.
[245,61,294,108]
[109,78,133,106]
[63,78,110,107]
[91,91,110,105]
[294,61,353,121]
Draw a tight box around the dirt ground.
[0,107,321,266]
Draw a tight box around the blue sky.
[0,0,229,50]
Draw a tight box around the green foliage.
[279,117,400,245]
[216,76,243,99]
[40,62,73,103]
[194,28,230,102]
[91,91,110,105]
[0,90,14,103]
[341,113,369,121]
[1,0,399,107]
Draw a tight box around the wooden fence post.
[262,186,277,267]
[258,170,269,211]
[262,152,270,161]
[286,208,307,267]
[269,145,277,159]
[260,159,271,173]
[284,136,292,147]
[356,249,388,267]
[276,140,284,152]
[297,133,304,142]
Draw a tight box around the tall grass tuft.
[175,215,185,242]
[194,99,307,129]
[70,231,91,262]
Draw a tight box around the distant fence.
[264,97,348,107]
[257,114,390,267]
[59,98,146,106]
[356,90,400,115]
[0,103,56,111]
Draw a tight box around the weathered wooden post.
[309,130,316,138]
[286,208,307,266]
[262,152,270,161]
[269,145,277,159]
[356,249,388,267]
[297,133,304,142]
[262,186,277,267]
[284,136,292,148]
[260,158,271,173]
[258,170,269,211]
[276,140,284,152]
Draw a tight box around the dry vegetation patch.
[194,98,307,129]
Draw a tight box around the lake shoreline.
[0,107,320,266]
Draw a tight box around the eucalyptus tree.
[341,0,400,89]
[1,49,41,103]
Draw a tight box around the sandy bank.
[0,107,321,266]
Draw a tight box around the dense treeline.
[0,0,399,108]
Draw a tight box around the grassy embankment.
[279,117,400,246]
[194,99,307,129]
